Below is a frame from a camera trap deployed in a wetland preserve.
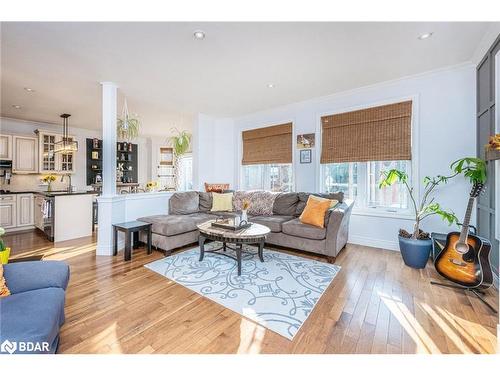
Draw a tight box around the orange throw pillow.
[299,195,333,228]
[0,263,11,298]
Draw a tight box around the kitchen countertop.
[0,190,99,197]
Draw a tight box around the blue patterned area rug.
[144,243,340,340]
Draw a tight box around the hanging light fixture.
[54,113,79,154]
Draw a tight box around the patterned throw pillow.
[0,263,11,298]
[204,183,230,193]
[233,191,278,216]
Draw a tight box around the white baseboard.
[348,234,399,251]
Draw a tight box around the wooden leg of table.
[113,227,118,256]
[199,235,206,261]
[124,231,132,261]
[258,238,265,262]
[147,228,152,255]
[237,244,242,276]
[223,242,226,252]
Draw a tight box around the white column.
[97,82,122,256]
[101,82,118,196]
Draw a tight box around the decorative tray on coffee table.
[211,218,252,231]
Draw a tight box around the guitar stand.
[430,281,498,313]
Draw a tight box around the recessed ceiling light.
[24,87,35,92]
[193,30,205,39]
[12,105,22,109]
[267,83,275,89]
[418,32,433,40]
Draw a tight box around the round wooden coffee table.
[197,220,271,276]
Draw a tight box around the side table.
[113,221,152,261]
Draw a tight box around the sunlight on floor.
[237,309,266,354]
[379,292,441,353]
[11,243,96,261]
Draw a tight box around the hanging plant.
[169,128,191,156]
[117,99,140,141]
[168,128,191,191]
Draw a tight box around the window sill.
[352,208,414,221]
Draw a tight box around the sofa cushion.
[299,195,333,228]
[209,211,240,219]
[3,261,70,294]
[249,215,294,233]
[295,192,344,216]
[205,183,230,193]
[0,287,66,353]
[138,215,198,236]
[273,192,299,216]
[198,192,212,212]
[169,191,200,215]
[282,218,327,240]
[211,192,233,212]
[233,190,277,216]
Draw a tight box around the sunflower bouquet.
[146,181,158,192]
[42,174,57,192]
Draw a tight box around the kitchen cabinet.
[0,195,17,229]
[0,134,13,160]
[16,194,34,227]
[13,135,38,173]
[37,131,76,173]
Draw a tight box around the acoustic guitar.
[434,183,493,290]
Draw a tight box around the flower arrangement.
[42,174,57,192]
[242,199,251,211]
[0,227,10,264]
[146,181,158,191]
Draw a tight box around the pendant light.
[54,113,79,154]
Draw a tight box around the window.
[177,154,193,191]
[241,164,293,192]
[321,160,410,212]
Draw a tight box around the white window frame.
[317,95,419,220]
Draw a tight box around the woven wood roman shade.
[242,123,292,165]
[321,101,412,164]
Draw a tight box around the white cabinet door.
[0,134,13,160]
[38,132,58,173]
[0,195,16,229]
[38,131,76,173]
[16,194,34,227]
[13,136,38,173]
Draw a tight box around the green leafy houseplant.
[169,128,191,191]
[117,99,140,141]
[379,157,487,240]
[169,128,191,156]
[117,116,140,141]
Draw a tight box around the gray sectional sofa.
[138,191,354,263]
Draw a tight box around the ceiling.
[0,22,494,136]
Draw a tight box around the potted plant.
[168,128,191,190]
[0,227,10,264]
[42,174,56,192]
[379,157,487,269]
[117,99,140,141]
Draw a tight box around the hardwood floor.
[4,230,499,354]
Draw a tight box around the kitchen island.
[35,190,97,242]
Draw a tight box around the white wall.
[195,64,477,250]
[0,117,151,190]
[192,114,236,191]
